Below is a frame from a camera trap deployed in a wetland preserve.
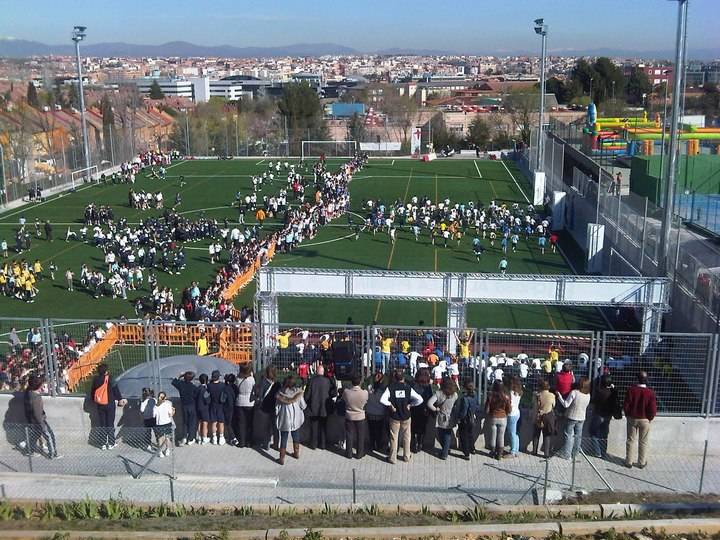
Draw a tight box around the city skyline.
[0,0,718,57]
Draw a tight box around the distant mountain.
[0,39,359,58]
[0,38,717,60]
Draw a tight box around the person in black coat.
[303,364,337,450]
[410,368,433,453]
[207,370,229,445]
[171,371,199,445]
[257,365,281,450]
[223,373,238,445]
[90,364,126,449]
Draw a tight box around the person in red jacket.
[623,371,657,469]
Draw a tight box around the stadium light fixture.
[71,25,91,188]
[533,18,548,172]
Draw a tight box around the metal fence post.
[699,439,709,494]
[542,458,549,505]
[352,468,357,504]
[24,426,33,473]
[570,454,576,492]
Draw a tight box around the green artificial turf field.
[0,157,607,331]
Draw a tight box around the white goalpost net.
[70,165,99,188]
[301,140,358,161]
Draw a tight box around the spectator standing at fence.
[90,364,126,450]
[140,387,156,451]
[153,391,175,458]
[506,377,523,458]
[532,379,556,457]
[196,331,208,356]
[275,374,306,465]
[427,378,459,460]
[258,365,281,451]
[556,377,591,460]
[207,370,228,445]
[24,375,58,459]
[196,373,211,444]
[454,380,481,460]
[410,369,433,454]
[624,371,657,469]
[589,374,620,458]
[223,373,238,446]
[554,362,575,399]
[233,364,256,448]
[172,371,198,445]
[343,373,369,459]
[380,369,423,464]
[485,380,511,460]
[365,371,389,455]
[304,364,337,450]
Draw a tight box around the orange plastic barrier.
[66,326,120,392]
[221,240,277,302]
[216,325,253,364]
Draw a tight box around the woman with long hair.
[485,380,511,460]
[410,368,432,453]
[556,377,591,459]
[427,378,459,460]
[506,377,523,457]
[275,374,306,465]
[153,391,175,458]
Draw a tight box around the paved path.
[1,432,717,505]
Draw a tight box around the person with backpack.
[427,378,459,460]
[532,379,557,457]
[207,370,229,445]
[258,365,281,451]
[196,373,211,444]
[171,371,198,445]
[233,364,256,448]
[453,380,481,460]
[90,364,126,450]
[24,374,58,459]
[485,380,511,460]
[380,369,423,464]
[589,374,621,459]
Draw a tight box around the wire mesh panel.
[257,323,366,381]
[601,332,715,415]
[0,317,48,393]
[483,329,596,401]
[369,326,480,388]
[48,319,148,396]
[0,424,174,479]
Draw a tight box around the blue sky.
[0,0,718,53]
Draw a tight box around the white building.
[133,77,193,98]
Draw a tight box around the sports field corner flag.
[411,126,422,157]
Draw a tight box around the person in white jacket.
[153,391,175,458]
[275,375,307,465]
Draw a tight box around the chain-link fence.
[0,317,51,392]
[256,323,366,380]
[0,423,175,479]
[600,332,716,416]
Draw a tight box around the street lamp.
[589,77,594,102]
[71,25,91,188]
[534,18,548,173]
[657,71,671,204]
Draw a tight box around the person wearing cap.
[172,371,199,445]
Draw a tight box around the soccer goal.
[301,140,358,161]
[70,165,99,189]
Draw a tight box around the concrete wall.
[2,393,718,457]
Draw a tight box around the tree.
[149,80,165,100]
[26,82,40,108]
[278,82,328,155]
[67,83,79,109]
[466,117,491,149]
[383,90,418,150]
[570,59,597,100]
[625,68,653,106]
[347,112,367,143]
[544,77,574,104]
[504,90,536,145]
[429,113,459,151]
[0,102,36,185]
[570,57,625,105]
[100,94,115,162]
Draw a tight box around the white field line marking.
[391,160,395,166]
[256,159,266,165]
[0,161,187,222]
[473,160,483,179]
[501,160,531,204]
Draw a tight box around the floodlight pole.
[658,75,670,205]
[0,144,6,207]
[535,23,548,172]
[659,0,688,276]
[72,26,91,188]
